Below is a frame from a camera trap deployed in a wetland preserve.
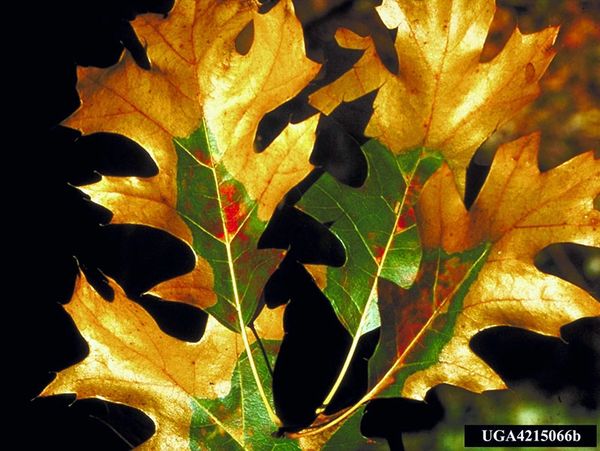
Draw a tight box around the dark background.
[20,0,599,449]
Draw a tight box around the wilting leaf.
[64,0,319,329]
[42,276,288,449]
[369,133,599,401]
[308,0,558,192]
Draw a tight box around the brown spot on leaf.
[525,62,536,83]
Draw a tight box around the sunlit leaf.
[297,133,598,438]
[42,276,287,449]
[65,0,319,326]
[47,0,319,444]
[39,0,598,447]
[371,133,599,401]
[309,0,558,192]
[298,141,443,337]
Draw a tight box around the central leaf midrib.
[175,121,278,426]
[352,155,422,335]
[318,155,422,411]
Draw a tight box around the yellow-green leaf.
[396,133,599,399]
[297,133,599,438]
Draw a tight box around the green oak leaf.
[173,122,285,330]
[298,140,443,337]
[297,140,442,411]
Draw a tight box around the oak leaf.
[64,0,319,329]
[52,0,320,442]
[42,276,289,450]
[309,133,599,436]
[299,141,442,339]
[296,141,444,413]
[389,133,599,399]
[308,0,558,192]
[40,0,599,447]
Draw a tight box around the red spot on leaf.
[395,174,423,233]
[226,312,237,325]
[374,245,385,263]
[224,204,241,234]
[389,256,472,356]
[434,257,469,307]
[236,230,249,242]
[396,207,416,232]
[193,147,211,166]
[406,177,422,203]
[396,215,408,231]
[394,286,434,354]
[525,62,536,83]
[220,183,246,236]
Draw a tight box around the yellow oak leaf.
[42,276,288,450]
[309,0,558,192]
[377,132,599,401]
[64,0,320,319]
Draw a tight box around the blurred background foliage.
[404,383,598,451]
[480,0,599,171]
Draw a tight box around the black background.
[20,0,599,449]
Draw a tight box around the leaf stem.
[250,322,274,377]
[227,241,280,426]
[315,313,367,414]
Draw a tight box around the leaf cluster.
[38,0,599,449]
